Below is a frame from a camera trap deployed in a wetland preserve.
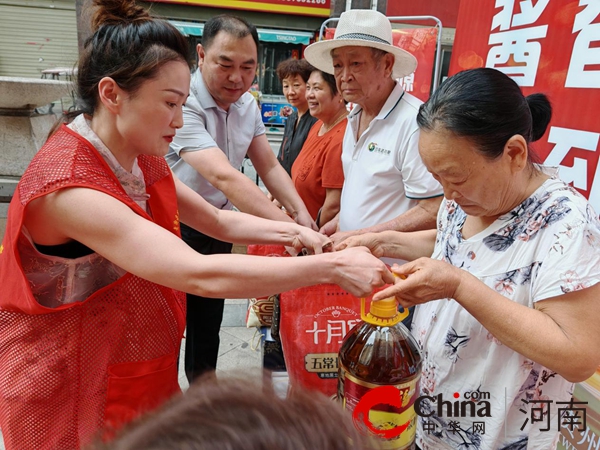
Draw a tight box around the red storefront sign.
[150,0,331,17]
[325,27,439,102]
[449,0,600,214]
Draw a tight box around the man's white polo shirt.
[166,70,265,210]
[338,81,443,232]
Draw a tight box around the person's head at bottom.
[96,374,372,450]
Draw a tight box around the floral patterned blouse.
[412,169,600,450]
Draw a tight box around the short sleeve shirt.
[412,170,600,450]
[278,110,318,175]
[291,119,346,220]
[166,69,265,210]
[338,82,443,232]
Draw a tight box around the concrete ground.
[178,299,264,391]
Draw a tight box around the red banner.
[150,0,331,17]
[325,27,439,102]
[449,0,600,215]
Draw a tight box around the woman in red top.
[0,1,392,448]
[291,70,348,227]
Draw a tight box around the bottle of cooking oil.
[338,296,422,450]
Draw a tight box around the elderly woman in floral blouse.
[339,68,600,450]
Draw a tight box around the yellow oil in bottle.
[338,297,422,450]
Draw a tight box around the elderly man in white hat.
[305,10,443,262]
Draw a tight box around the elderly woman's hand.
[335,232,386,257]
[372,257,465,307]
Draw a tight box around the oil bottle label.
[340,364,420,450]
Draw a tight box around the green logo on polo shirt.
[368,142,391,155]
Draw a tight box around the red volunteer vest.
[0,125,186,449]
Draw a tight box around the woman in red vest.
[0,1,392,448]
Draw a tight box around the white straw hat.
[304,9,417,79]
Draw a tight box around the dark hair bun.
[526,93,552,142]
[91,0,150,32]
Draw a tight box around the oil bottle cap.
[360,297,409,327]
[360,275,409,326]
[369,297,398,319]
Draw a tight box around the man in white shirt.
[305,10,443,254]
[167,15,314,382]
